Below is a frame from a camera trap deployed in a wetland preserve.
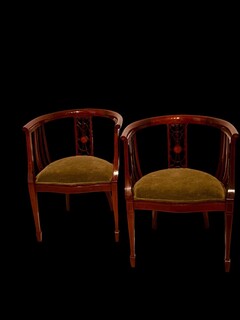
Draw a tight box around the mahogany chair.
[23,108,123,242]
[121,115,239,272]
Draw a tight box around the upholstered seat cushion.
[133,168,225,202]
[36,155,113,185]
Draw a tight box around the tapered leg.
[203,211,209,229]
[224,210,233,272]
[105,192,113,211]
[65,194,70,211]
[126,202,136,267]
[28,185,42,242]
[111,185,119,242]
[152,210,158,230]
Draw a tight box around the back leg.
[203,211,209,229]
[152,210,158,230]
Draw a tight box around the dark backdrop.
[12,15,240,285]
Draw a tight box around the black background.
[10,8,240,301]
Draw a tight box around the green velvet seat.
[36,155,113,185]
[134,168,225,203]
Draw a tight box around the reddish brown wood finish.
[23,108,123,242]
[121,114,239,272]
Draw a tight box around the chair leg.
[105,192,113,211]
[224,210,233,272]
[152,210,158,230]
[203,211,209,229]
[126,203,136,267]
[65,194,70,211]
[28,185,42,242]
[111,185,119,242]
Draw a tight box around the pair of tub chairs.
[23,108,239,272]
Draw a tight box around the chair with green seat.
[121,114,239,272]
[23,108,123,243]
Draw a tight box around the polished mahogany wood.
[121,114,239,272]
[23,108,123,242]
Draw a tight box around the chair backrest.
[122,114,239,195]
[23,108,123,183]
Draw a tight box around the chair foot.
[36,231,42,242]
[130,255,136,268]
[114,230,119,242]
[225,259,231,272]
